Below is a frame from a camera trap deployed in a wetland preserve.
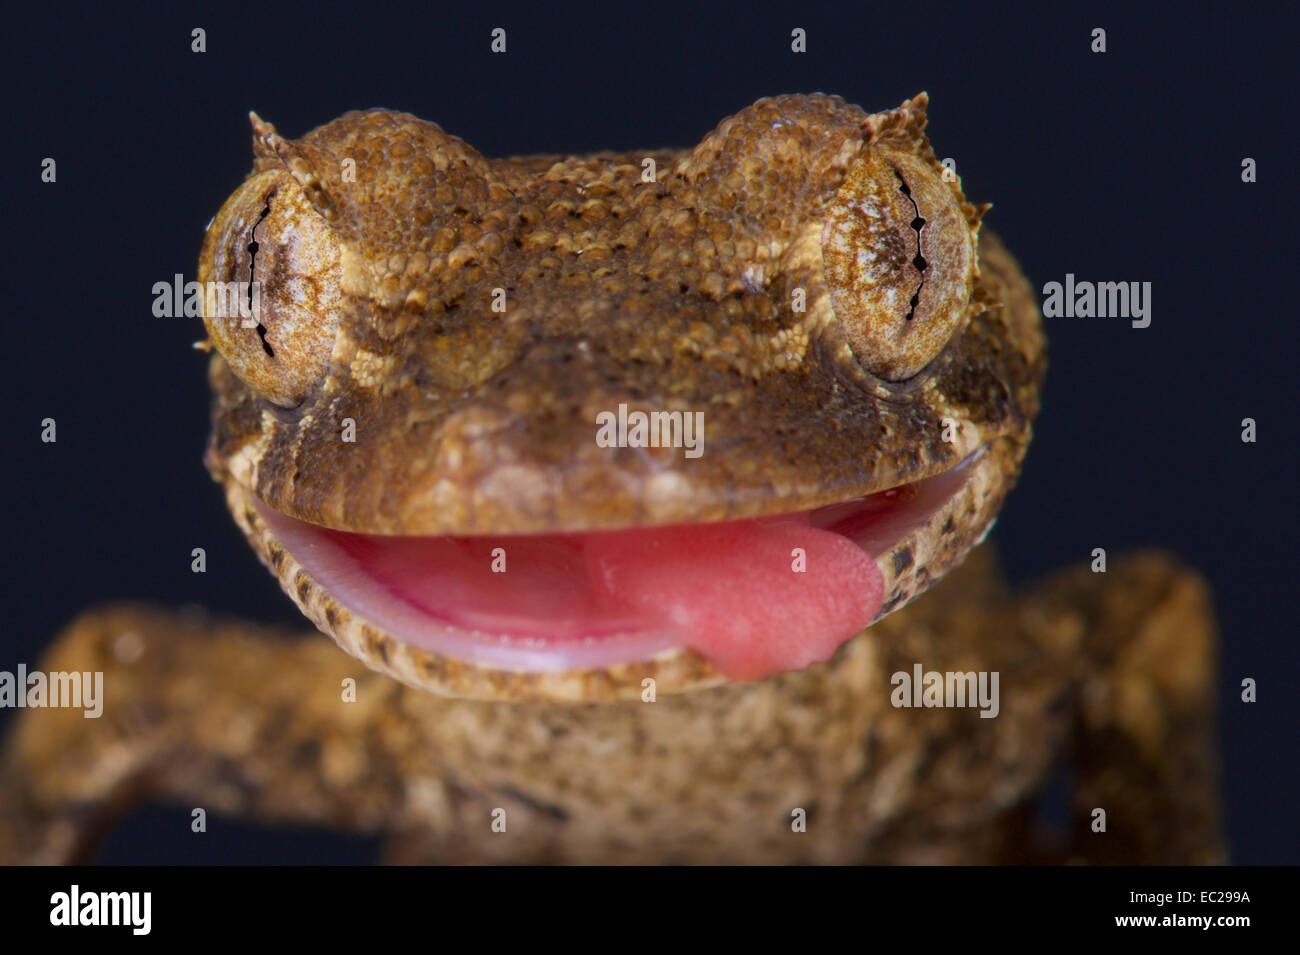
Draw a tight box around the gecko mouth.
[251,451,982,681]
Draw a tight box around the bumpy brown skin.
[0,95,1222,863]
[203,93,1044,699]
[204,94,1027,537]
[0,551,1221,864]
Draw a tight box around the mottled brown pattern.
[200,94,1042,539]
[0,94,1221,864]
[0,552,1220,864]
[196,93,1045,699]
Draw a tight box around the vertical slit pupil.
[894,171,928,322]
[246,200,274,357]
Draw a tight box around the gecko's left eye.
[821,147,978,381]
[199,168,345,407]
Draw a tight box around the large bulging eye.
[822,147,977,381]
[199,169,345,407]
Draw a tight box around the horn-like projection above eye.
[822,142,980,381]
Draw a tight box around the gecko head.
[198,95,1045,702]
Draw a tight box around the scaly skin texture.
[0,94,1222,863]
[203,93,1042,699]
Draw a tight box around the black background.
[3,1,1295,864]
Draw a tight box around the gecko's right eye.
[199,169,345,407]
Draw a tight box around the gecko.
[0,94,1222,864]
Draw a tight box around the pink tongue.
[331,516,883,680]
[584,519,882,679]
